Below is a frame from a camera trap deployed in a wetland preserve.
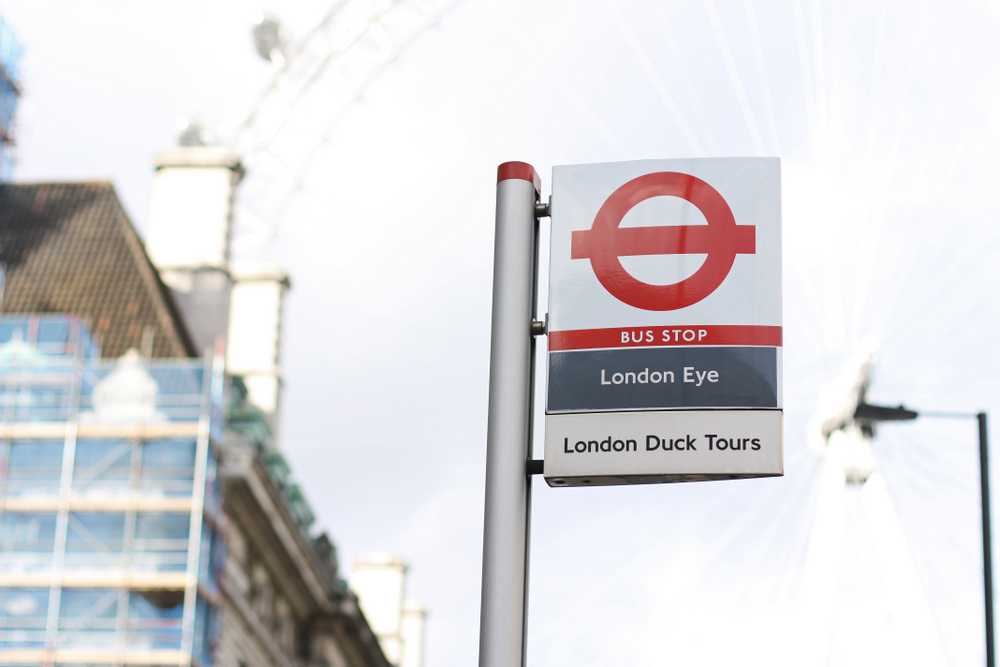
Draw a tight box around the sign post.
[479,158,782,667]
[479,162,541,667]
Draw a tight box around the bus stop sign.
[544,158,783,486]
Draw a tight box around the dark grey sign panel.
[547,346,777,412]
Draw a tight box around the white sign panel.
[544,158,782,485]
[545,410,783,486]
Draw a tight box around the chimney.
[146,131,289,437]
[350,554,408,665]
[226,261,289,435]
[145,145,243,354]
[400,600,426,667]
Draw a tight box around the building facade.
[0,175,398,666]
[0,18,423,653]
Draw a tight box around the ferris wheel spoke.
[229,0,465,254]
[231,0,459,168]
[792,0,819,157]
[704,0,766,156]
[603,0,705,157]
[643,4,721,154]
[742,0,782,155]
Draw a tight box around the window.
[53,588,187,651]
[34,320,72,349]
[0,512,57,552]
[204,449,223,515]
[57,588,120,648]
[66,513,126,551]
[199,522,226,593]
[251,562,273,624]
[0,512,57,573]
[4,440,63,496]
[133,513,190,572]
[275,596,295,653]
[64,512,127,570]
[67,438,202,498]
[72,439,133,496]
[0,587,48,648]
[192,596,221,666]
[127,590,183,650]
[141,439,196,496]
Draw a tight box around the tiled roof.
[0,182,197,359]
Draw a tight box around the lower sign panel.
[543,410,783,487]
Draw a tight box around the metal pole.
[980,411,995,667]
[858,403,995,663]
[479,162,540,667]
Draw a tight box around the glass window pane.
[0,514,57,574]
[133,513,190,572]
[193,595,220,666]
[0,513,57,551]
[73,440,132,495]
[8,440,63,472]
[57,588,119,648]
[35,320,70,346]
[141,439,195,469]
[59,588,118,619]
[198,523,225,594]
[5,440,63,496]
[66,513,126,551]
[148,365,204,422]
[141,439,195,496]
[0,588,48,648]
[135,513,189,541]
[64,513,126,571]
[127,590,183,650]
[0,319,25,345]
[204,450,222,516]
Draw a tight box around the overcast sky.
[5,1,1000,665]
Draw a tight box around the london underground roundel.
[570,171,756,311]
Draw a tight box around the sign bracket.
[535,198,551,219]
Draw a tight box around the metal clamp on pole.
[535,198,550,219]
[479,162,541,667]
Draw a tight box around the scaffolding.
[0,315,225,666]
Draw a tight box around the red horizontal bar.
[572,225,755,258]
[548,325,782,351]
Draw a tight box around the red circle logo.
[570,172,756,311]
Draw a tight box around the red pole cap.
[497,161,540,196]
